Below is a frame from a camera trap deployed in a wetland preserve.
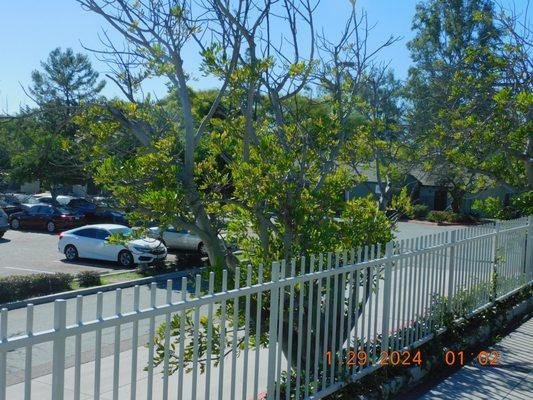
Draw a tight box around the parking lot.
[0,221,463,278]
[0,230,184,277]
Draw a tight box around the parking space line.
[2,267,54,274]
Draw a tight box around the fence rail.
[0,217,532,400]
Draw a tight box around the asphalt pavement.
[0,229,182,277]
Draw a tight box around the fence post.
[526,216,533,281]
[446,230,457,313]
[51,300,67,400]
[0,308,7,400]
[491,222,501,302]
[267,262,280,400]
[381,242,394,352]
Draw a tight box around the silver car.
[0,208,8,238]
[148,227,206,254]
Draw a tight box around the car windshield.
[108,227,132,235]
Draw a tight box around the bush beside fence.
[0,273,73,304]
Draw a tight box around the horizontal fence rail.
[0,217,531,400]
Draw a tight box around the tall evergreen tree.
[406,0,503,211]
[11,48,105,192]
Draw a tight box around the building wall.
[346,183,379,201]
[19,181,40,194]
[347,181,449,211]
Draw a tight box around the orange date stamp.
[325,350,423,367]
[443,350,500,366]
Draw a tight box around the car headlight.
[132,246,150,253]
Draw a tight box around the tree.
[440,4,532,191]
[75,0,398,385]
[343,67,412,211]
[407,0,532,207]
[30,47,105,109]
[6,48,105,193]
[406,0,504,210]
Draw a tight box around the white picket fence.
[0,217,532,400]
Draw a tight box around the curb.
[1,267,203,311]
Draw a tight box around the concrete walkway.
[414,316,533,400]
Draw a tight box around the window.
[39,206,54,215]
[74,228,107,239]
[94,229,110,240]
[74,229,97,238]
[27,206,41,215]
[54,207,72,215]
[70,199,91,207]
[109,227,132,235]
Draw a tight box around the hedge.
[77,271,102,287]
[427,211,477,224]
[0,273,73,304]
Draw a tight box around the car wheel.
[118,250,134,267]
[64,245,79,261]
[198,242,207,255]
[46,221,56,233]
[10,219,20,229]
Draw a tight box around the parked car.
[148,226,206,254]
[58,224,167,267]
[1,193,31,205]
[27,195,60,206]
[91,209,129,225]
[60,197,98,216]
[28,195,99,216]
[0,208,8,238]
[9,204,86,233]
[0,198,23,215]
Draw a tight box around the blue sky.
[0,0,527,112]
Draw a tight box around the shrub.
[77,271,102,287]
[427,211,448,223]
[389,187,414,218]
[0,273,73,304]
[427,211,477,224]
[411,204,429,220]
[472,197,519,220]
[512,191,533,215]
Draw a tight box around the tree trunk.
[277,260,374,371]
[450,191,463,213]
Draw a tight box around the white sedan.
[58,224,167,267]
[148,226,206,254]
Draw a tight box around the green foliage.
[411,204,429,219]
[472,192,532,220]
[427,211,448,223]
[3,48,105,189]
[0,273,73,304]
[29,47,105,107]
[472,197,517,220]
[341,196,394,248]
[388,187,414,217]
[512,191,533,215]
[427,211,475,223]
[427,210,475,223]
[407,0,531,196]
[77,271,102,287]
